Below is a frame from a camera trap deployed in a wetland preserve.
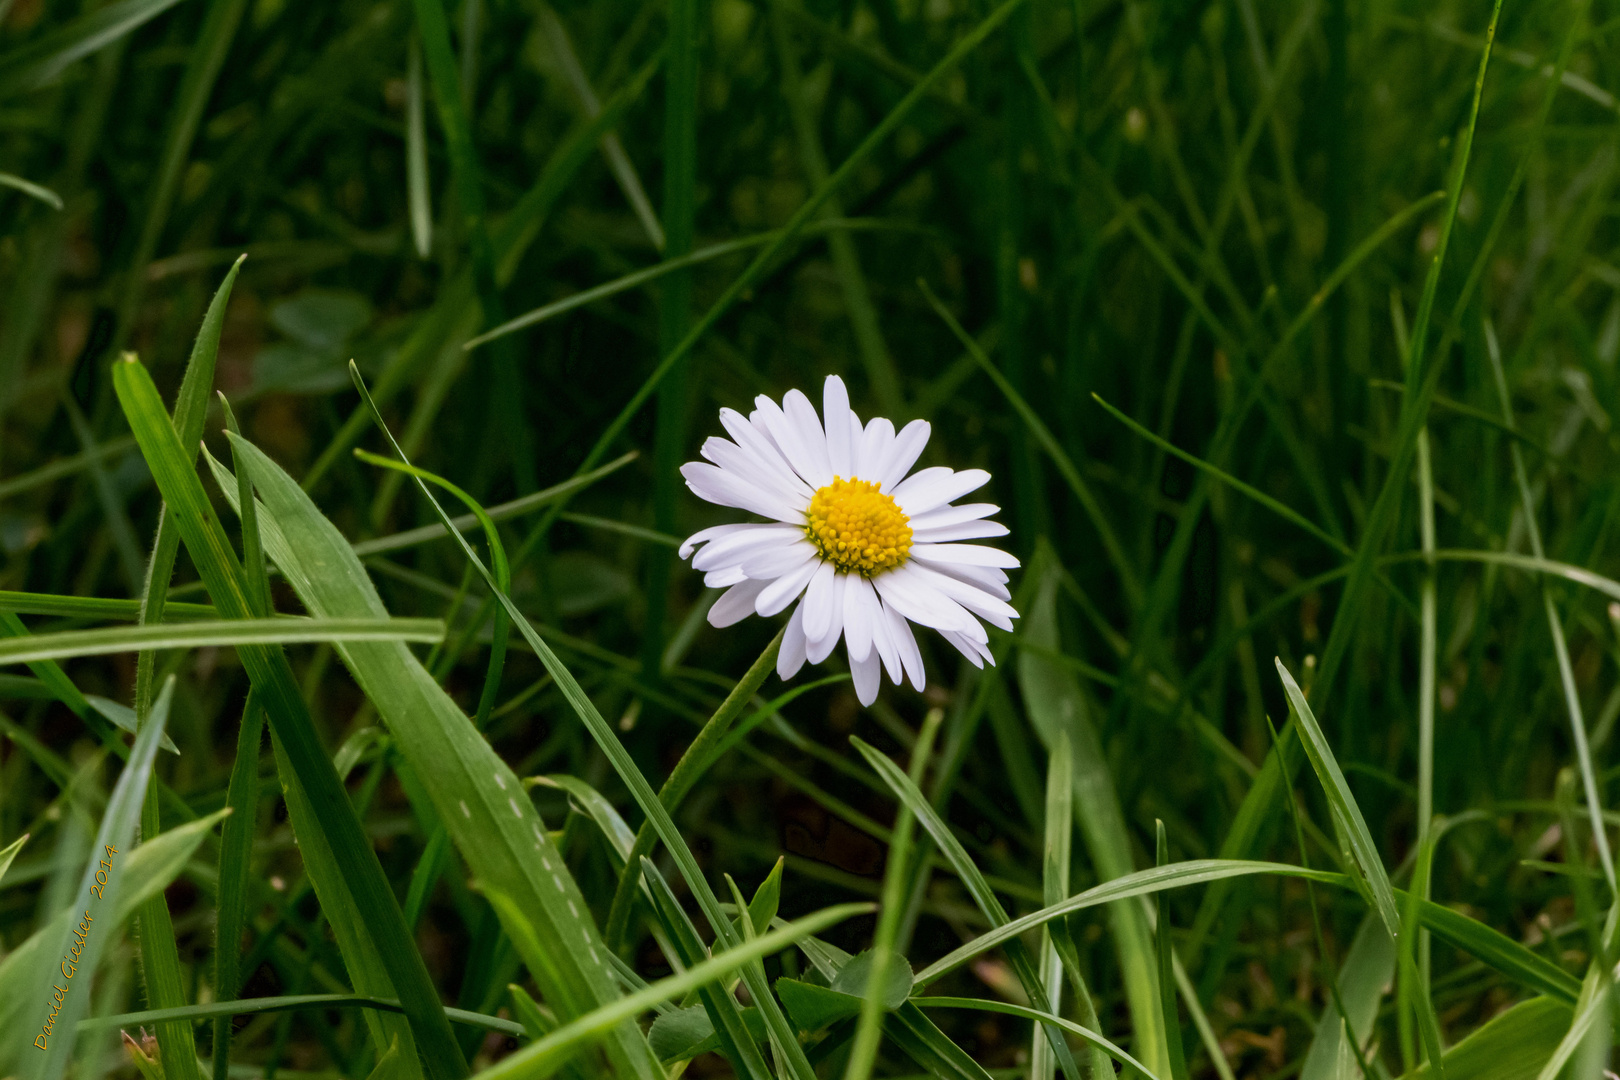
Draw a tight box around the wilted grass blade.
[472,902,873,1080]
[1275,660,1401,937]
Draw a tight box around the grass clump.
[3,0,1620,1078]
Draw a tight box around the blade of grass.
[108,0,247,356]
[112,354,469,1080]
[77,995,525,1037]
[602,628,785,950]
[406,37,433,259]
[353,449,508,732]
[843,710,943,1080]
[1275,659,1401,937]
[0,832,27,885]
[0,592,217,621]
[1486,319,1615,891]
[0,172,64,210]
[211,691,264,1080]
[27,677,175,1080]
[0,618,445,664]
[1018,557,1166,1072]
[505,0,1030,570]
[851,735,1085,1080]
[204,437,666,1080]
[770,0,902,412]
[1154,823,1190,1080]
[348,364,824,1080]
[474,901,873,1080]
[639,860,774,1079]
[0,0,188,97]
[909,999,1164,1080]
[0,811,227,1076]
[922,281,1138,606]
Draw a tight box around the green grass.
[3,0,1620,1077]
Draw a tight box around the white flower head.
[679,375,1019,705]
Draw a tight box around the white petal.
[681,462,803,523]
[871,599,903,683]
[680,522,753,560]
[888,605,927,691]
[927,562,1011,600]
[911,518,1011,543]
[704,567,748,588]
[701,436,812,507]
[856,417,894,482]
[692,524,805,573]
[893,467,991,516]
[938,627,990,668]
[850,647,881,706]
[907,562,1018,631]
[754,393,833,488]
[709,579,769,627]
[872,563,976,632]
[910,543,1020,569]
[741,538,820,579]
[778,603,808,679]
[757,556,821,617]
[823,376,856,479]
[910,502,1000,529]
[842,573,877,663]
[877,419,931,491]
[802,560,840,644]
[719,408,811,495]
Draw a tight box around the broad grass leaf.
[112,356,467,1080]
[1299,915,1396,1080]
[206,437,663,1080]
[1399,997,1571,1080]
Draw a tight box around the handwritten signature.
[35,843,116,1051]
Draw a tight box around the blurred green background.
[4,0,1620,1075]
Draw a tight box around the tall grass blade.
[1275,660,1401,937]
[345,364,823,1080]
[0,0,188,97]
[406,38,433,259]
[25,676,175,1080]
[204,436,663,1079]
[112,355,469,1080]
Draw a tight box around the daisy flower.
[678,375,1019,705]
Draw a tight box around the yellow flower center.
[805,476,912,576]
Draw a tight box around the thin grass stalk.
[602,627,786,950]
[1486,320,1616,890]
